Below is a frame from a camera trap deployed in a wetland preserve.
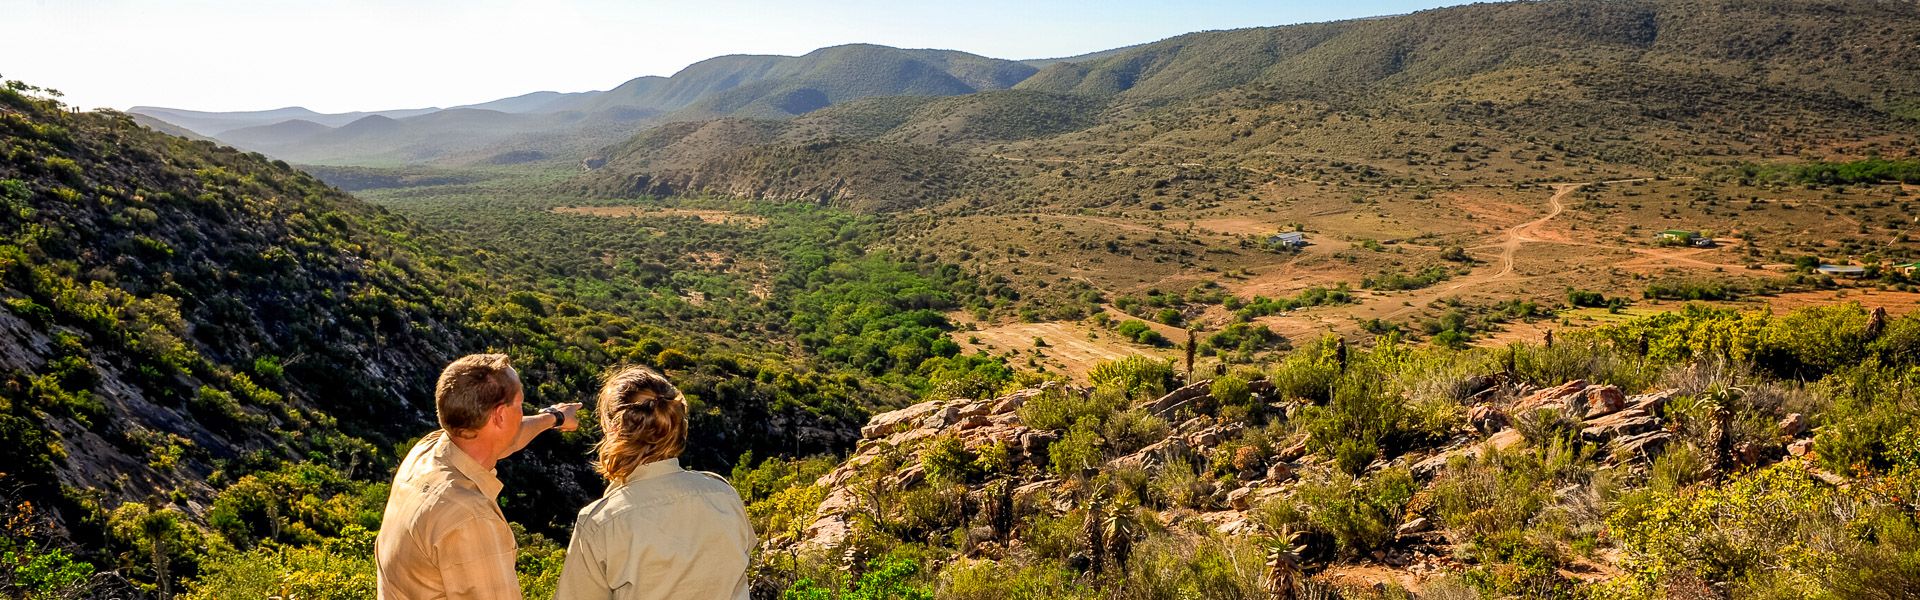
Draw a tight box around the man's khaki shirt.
[376,431,523,600]
[554,458,755,600]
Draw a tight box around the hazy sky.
[3,0,1473,113]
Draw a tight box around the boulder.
[1191,428,1222,448]
[1811,469,1848,487]
[1115,437,1191,470]
[1513,380,1588,413]
[861,400,944,439]
[1581,408,1658,442]
[1582,386,1627,419]
[1021,430,1059,457]
[990,389,1037,415]
[1217,517,1255,535]
[892,463,925,488]
[1182,425,1244,448]
[1396,517,1431,537]
[1787,439,1815,457]
[1411,453,1453,481]
[955,400,992,419]
[957,414,991,430]
[1627,390,1676,416]
[883,426,942,447]
[1277,438,1309,461]
[1011,479,1058,511]
[1246,379,1275,397]
[1468,405,1510,434]
[926,405,963,429]
[1779,413,1809,438]
[1140,379,1214,416]
[1227,486,1255,510]
[1733,441,1763,466]
[1266,461,1295,483]
[1610,430,1673,462]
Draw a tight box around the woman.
[555,366,755,600]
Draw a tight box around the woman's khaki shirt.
[554,458,756,600]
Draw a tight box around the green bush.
[938,559,1090,600]
[1019,386,1127,432]
[1,539,94,600]
[922,435,981,484]
[1285,469,1417,559]
[1605,462,1920,598]
[1106,534,1265,600]
[1148,458,1211,510]
[1114,320,1168,347]
[182,527,376,600]
[1049,417,1106,478]
[784,553,934,600]
[1267,339,1342,404]
[1088,356,1175,399]
[1814,360,1920,474]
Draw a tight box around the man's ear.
[493,401,516,429]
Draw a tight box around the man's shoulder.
[404,479,500,528]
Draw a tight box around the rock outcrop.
[789,376,1724,565]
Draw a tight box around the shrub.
[1088,356,1175,399]
[1099,409,1168,458]
[1287,469,1417,559]
[1020,386,1127,432]
[1755,303,1872,377]
[1049,417,1105,478]
[1148,458,1212,510]
[784,553,934,600]
[1107,534,1265,600]
[1209,375,1251,411]
[938,560,1089,600]
[922,435,981,484]
[1297,360,1449,476]
[1605,463,1920,598]
[182,529,377,600]
[1267,340,1342,404]
[1512,406,1582,448]
[1814,360,1920,474]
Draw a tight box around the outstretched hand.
[550,402,583,432]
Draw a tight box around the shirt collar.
[433,430,505,501]
[624,458,683,484]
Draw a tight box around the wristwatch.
[540,406,566,429]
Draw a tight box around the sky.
[2,0,1474,114]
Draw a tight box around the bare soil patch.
[952,313,1176,381]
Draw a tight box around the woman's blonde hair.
[593,365,688,484]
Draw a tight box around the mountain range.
[134,0,1920,180]
[131,44,1042,165]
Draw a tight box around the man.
[377,353,581,600]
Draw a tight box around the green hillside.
[0,80,1011,598]
[578,0,1920,216]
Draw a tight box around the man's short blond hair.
[594,365,687,484]
[436,353,519,438]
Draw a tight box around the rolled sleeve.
[437,515,524,600]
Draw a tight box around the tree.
[109,503,191,599]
